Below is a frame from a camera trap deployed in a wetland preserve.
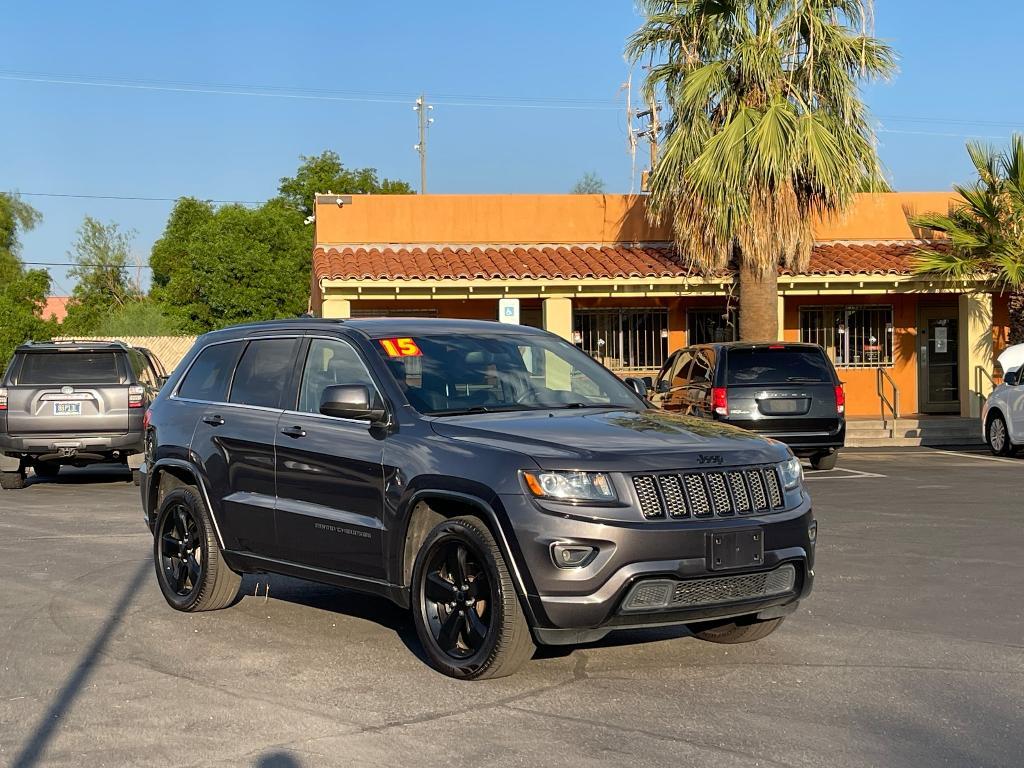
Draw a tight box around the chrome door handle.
[280,425,306,438]
[202,414,224,426]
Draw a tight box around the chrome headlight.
[523,470,617,502]
[777,456,804,490]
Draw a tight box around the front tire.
[987,412,1013,456]
[411,516,535,680]
[691,616,785,644]
[153,487,240,612]
[810,451,838,471]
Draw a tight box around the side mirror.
[1005,369,1020,386]
[623,376,649,398]
[657,380,672,394]
[642,376,654,389]
[320,384,386,422]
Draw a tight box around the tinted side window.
[690,351,713,383]
[177,341,244,402]
[229,338,299,409]
[726,348,834,385]
[297,338,377,414]
[671,351,695,387]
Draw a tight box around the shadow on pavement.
[25,464,132,487]
[255,751,304,768]
[10,558,150,768]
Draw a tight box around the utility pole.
[635,95,661,193]
[413,94,433,194]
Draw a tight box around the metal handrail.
[876,367,900,437]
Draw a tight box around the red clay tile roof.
[313,241,936,282]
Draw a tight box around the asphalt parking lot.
[1,450,1022,768]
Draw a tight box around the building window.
[800,305,894,367]
[573,308,669,371]
[688,307,738,344]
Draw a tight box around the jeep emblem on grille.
[697,454,724,465]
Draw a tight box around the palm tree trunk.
[738,261,779,341]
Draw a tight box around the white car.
[982,343,1024,456]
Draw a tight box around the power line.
[0,69,622,111]
[23,261,152,269]
[12,191,266,204]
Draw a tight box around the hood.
[998,343,1024,375]
[428,408,788,471]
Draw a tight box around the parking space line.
[804,466,886,480]
[846,449,1019,465]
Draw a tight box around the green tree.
[0,194,52,369]
[63,217,139,334]
[627,0,896,340]
[912,136,1024,342]
[278,150,415,217]
[93,298,183,337]
[150,199,311,332]
[571,172,606,194]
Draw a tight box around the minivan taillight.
[0,387,7,410]
[143,408,152,430]
[835,384,845,414]
[712,387,728,416]
[128,385,145,408]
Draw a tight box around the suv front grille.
[632,466,785,519]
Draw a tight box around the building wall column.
[322,297,352,319]
[958,291,994,418]
[542,296,573,341]
[777,294,786,342]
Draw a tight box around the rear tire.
[33,461,61,479]
[987,412,1013,457]
[810,451,838,471]
[411,516,535,680]
[691,616,785,644]
[153,486,240,612]
[0,470,26,490]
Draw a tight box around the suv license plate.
[709,529,764,570]
[54,402,82,416]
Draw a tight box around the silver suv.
[0,340,162,489]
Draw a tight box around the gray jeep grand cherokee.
[140,318,816,679]
[1,340,159,489]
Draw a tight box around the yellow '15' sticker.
[379,337,422,357]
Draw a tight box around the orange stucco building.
[310,192,1007,419]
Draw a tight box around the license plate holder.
[709,529,764,570]
[53,402,82,416]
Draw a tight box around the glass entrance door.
[918,309,960,413]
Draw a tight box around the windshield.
[374,332,644,415]
[726,348,833,385]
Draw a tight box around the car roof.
[202,317,549,340]
[15,340,132,353]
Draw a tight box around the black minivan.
[650,342,845,470]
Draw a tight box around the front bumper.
[500,492,815,645]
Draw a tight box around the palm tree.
[627,0,896,340]
[912,136,1024,343]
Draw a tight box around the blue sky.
[2,1,1022,294]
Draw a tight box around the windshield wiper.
[428,405,528,417]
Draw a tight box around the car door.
[183,337,297,555]
[1003,372,1024,443]
[653,350,694,412]
[273,335,387,580]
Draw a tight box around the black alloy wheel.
[412,516,535,680]
[422,539,494,660]
[157,502,204,600]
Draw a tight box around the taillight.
[711,387,728,416]
[128,385,145,408]
[143,408,152,430]
[0,387,7,410]
[835,384,845,414]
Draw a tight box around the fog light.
[808,521,817,543]
[551,543,597,568]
